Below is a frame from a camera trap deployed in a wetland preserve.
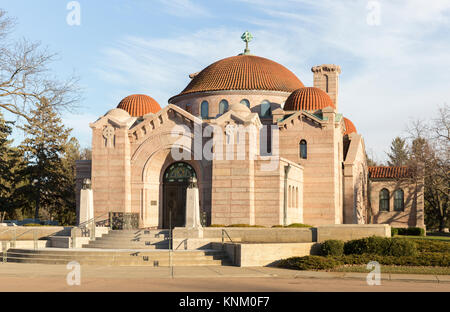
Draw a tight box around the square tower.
[311,64,341,110]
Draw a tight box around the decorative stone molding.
[311,64,342,74]
[102,125,115,148]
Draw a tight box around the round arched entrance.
[162,162,197,228]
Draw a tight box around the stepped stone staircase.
[82,229,171,249]
[4,229,232,266]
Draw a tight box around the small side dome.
[117,94,161,117]
[229,102,251,115]
[343,117,357,135]
[105,108,131,121]
[284,87,335,111]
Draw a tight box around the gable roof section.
[368,166,412,179]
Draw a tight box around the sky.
[2,0,449,163]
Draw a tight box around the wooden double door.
[162,162,197,229]
[163,182,188,229]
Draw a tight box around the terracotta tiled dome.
[117,94,161,117]
[171,55,304,100]
[284,87,334,111]
[343,117,357,135]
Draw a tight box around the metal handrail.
[0,226,40,253]
[71,212,110,248]
[175,238,188,250]
[77,212,110,229]
[14,227,39,240]
[221,229,234,244]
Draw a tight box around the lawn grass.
[332,265,450,275]
[393,235,450,242]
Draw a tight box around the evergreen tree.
[17,98,75,223]
[0,112,23,219]
[387,137,409,166]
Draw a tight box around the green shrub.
[343,236,416,256]
[407,227,425,236]
[336,253,449,267]
[23,223,51,227]
[320,240,344,256]
[344,236,389,255]
[277,253,449,271]
[271,223,313,228]
[404,238,450,253]
[286,223,312,228]
[208,224,265,228]
[388,239,417,257]
[393,227,425,236]
[278,256,341,270]
[226,224,265,228]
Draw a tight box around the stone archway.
[135,146,211,229]
[162,162,197,229]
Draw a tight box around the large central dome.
[171,55,304,100]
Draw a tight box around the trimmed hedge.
[287,223,312,228]
[208,224,265,228]
[272,223,313,228]
[343,236,417,257]
[337,253,449,267]
[320,240,344,256]
[392,227,425,236]
[278,256,341,270]
[23,223,52,227]
[404,238,450,253]
[226,224,265,228]
[278,253,450,270]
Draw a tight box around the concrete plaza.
[0,263,448,292]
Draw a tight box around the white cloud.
[95,0,450,162]
[158,0,212,17]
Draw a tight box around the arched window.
[260,100,271,118]
[325,74,329,93]
[240,99,250,108]
[394,189,404,211]
[201,101,209,119]
[299,140,307,159]
[379,188,390,211]
[219,99,228,114]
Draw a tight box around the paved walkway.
[0,263,449,292]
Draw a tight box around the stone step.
[82,244,169,250]
[4,248,231,266]
[92,237,169,243]
[107,230,170,235]
[6,257,229,266]
[7,248,223,257]
[101,233,170,238]
[5,252,228,261]
[81,229,172,249]
[84,239,170,246]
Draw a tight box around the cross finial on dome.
[241,31,253,55]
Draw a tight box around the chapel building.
[76,34,424,229]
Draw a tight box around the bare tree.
[406,106,449,231]
[0,9,80,121]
